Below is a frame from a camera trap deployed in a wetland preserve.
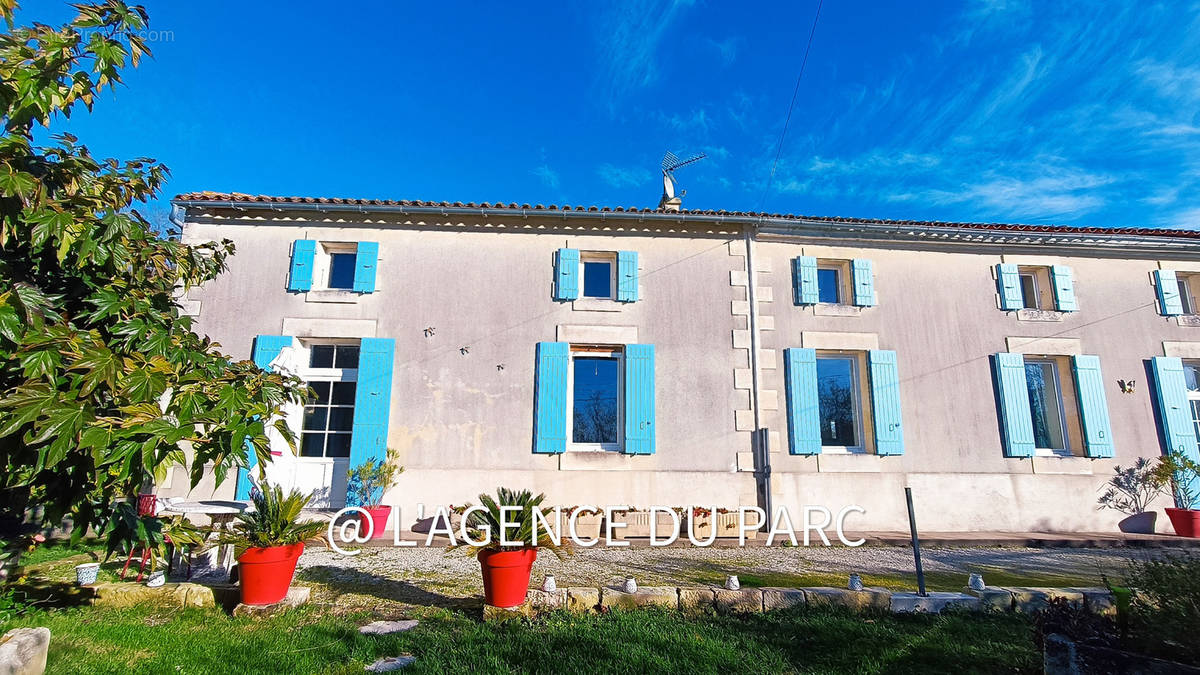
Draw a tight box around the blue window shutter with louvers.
[996,264,1023,310]
[792,256,819,305]
[623,344,656,454]
[1155,270,1184,316]
[533,342,569,453]
[868,350,904,455]
[993,352,1035,457]
[784,348,822,455]
[1051,265,1078,312]
[1151,356,1200,457]
[617,251,639,302]
[1072,355,1114,458]
[852,259,877,307]
[352,241,379,293]
[554,249,580,301]
[288,240,316,292]
[347,338,395,500]
[236,335,295,499]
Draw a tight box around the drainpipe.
[743,223,772,520]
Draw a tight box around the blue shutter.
[868,350,903,455]
[533,342,569,453]
[993,352,1035,457]
[347,338,395,503]
[288,240,316,292]
[1072,355,1114,458]
[237,335,295,499]
[554,249,580,301]
[852,259,877,307]
[1151,356,1200,456]
[792,256,819,305]
[623,344,656,454]
[1155,270,1184,316]
[617,251,639,302]
[784,348,821,455]
[996,264,1023,310]
[352,241,379,293]
[1051,265,1078,312]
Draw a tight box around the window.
[328,253,357,290]
[1017,266,1054,310]
[1185,361,1200,444]
[816,355,864,452]
[313,242,358,291]
[1179,276,1196,316]
[1019,273,1039,309]
[1023,359,1069,454]
[816,260,850,305]
[568,347,622,451]
[580,252,616,299]
[298,343,359,458]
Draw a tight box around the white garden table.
[161,500,249,580]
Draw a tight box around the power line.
[756,0,825,213]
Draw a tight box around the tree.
[0,1,307,544]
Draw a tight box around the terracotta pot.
[478,548,537,608]
[1165,508,1200,538]
[358,506,392,539]
[1117,511,1158,534]
[237,542,304,605]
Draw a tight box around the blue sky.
[21,0,1200,227]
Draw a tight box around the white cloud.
[597,163,653,189]
[532,165,560,190]
[593,0,695,102]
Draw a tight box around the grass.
[0,602,1039,674]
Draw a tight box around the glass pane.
[816,358,859,446]
[308,381,331,404]
[1020,275,1039,309]
[326,434,352,458]
[582,261,612,298]
[300,433,325,457]
[1025,362,1066,450]
[1191,399,1200,442]
[1179,279,1194,315]
[328,407,354,431]
[331,382,357,405]
[328,253,357,290]
[1185,364,1200,393]
[309,346,335,369]
[302,406,328,431]
[572,356,619,444]
[334,345,360,369]
[817,269,840,304]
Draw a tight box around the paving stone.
[365,655,416,672]
[566,587,600,613]
[359,620,419,635]
[802,587,891,611]
[1064,587,1116,616]
[715,589,763,614]
[92,582,215,608]
[526,589,567,611]
[232,587,311,617]
[967,587,1015,611]
[761,587,807,611]
[600,586,677,611]
[678,588,716,614]
[1007,587,1085,613]
[0,627,50,675]
[482,602,535,623]
[890,592,982,613]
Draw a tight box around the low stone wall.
[484,585,1115,621]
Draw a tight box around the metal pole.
[905,487,927,597]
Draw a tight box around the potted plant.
[103,502,212,582]
[687,507,750,539]
[1097,458,1166,533]
[454,488,567,608]
[227,484,327,605]
[607,507,680,540]
[347,449,404,539]
[1153,451,1200,537]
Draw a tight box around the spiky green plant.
[453,487,568,559]
[227,484,327,553]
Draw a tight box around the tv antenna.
[659,150,706,211]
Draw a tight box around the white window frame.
[290,339,360,461]
[566,346,624,453]
[816,354,866,454]
[1183,361,1200,444]
[1024,358,1071,457]
[311,242,358,292]
[1178,275,1196,316]
[579,251,618,301]
[1019,273,1040,310]
[815,260,852,306]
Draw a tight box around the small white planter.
[75,562,100,586]
[146,571,166,587]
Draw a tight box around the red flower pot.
[358,506,392,540]
[478,548,537,608]
[237,542,304,605]
[1165,508,1200,538]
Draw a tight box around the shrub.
[346,449,404,508]
[454,487,568,559]
[1032,596,1117,651]
[227,484,327,553]
[1097,458,1164,515]
[1125,553,1200,663]
[1151,451,1200,509]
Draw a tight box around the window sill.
[1030,455,1095,475]
[813,304,862,317]
[572,298,625,312]
[558,452,637,471]
[1176,315,1200,327]
[305,290,361,304]
[1015,308,1064,322]
[815,453,884,472]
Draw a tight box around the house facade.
[165,191,1200,533]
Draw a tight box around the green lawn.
[0,602,1038,674]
